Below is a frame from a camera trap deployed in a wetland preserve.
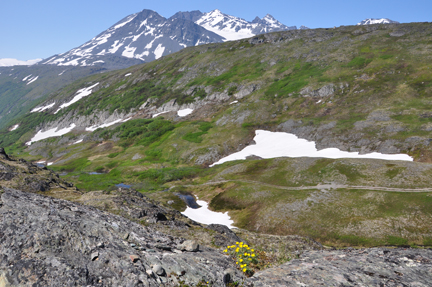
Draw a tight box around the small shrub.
[345,57,372,69]
[182,122,213,143]
[108,152,120,158]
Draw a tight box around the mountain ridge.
[357,18,400,25]
[40,8,298,69]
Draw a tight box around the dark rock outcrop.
[0,148,10,160]
[0,153,76,193]
[0,188,244,286]
[207,224,244,246]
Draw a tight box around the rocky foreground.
[0,188,244,286]
[2,188,432,286]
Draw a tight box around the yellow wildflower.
[243,268,247,272]
[252,254,255,257]
[239,259,243,262]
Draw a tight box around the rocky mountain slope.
[0,8,298,129]
[9,22,432,161]
[0,64,106,130]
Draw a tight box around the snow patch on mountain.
[210,130,413,167]
[31,103,56,113]
[55,83,99,114]
[177,108,194,117]
[26,76,39,85]
[85,117,131,132]
[154,44,165,59]
[9,124,19,131]
[182,199,235,228]
[22,74,32,81]
[26,123,76,146]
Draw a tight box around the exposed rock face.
[0,148,10,160]
[0,188,244,286]
[247,248,432,286]
[276,113,430,155]
[0,151,76,193]
[300,83,337,98]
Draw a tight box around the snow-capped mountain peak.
[41,9,223,69]
[37,9,299,69]
[195,10,296,41]
[195,9,254,41]
[357,18,399,25]
[262,14,280,28]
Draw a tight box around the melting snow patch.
[85,117,131,132]
[26,123,76,146]
[210,130,413,167]
[26,76,39,85]
[122,46,137,58]
[152,111,169,118]
[31,102,55,113]
[47,162,53,166]
[9,124,19,131]
[230,100,238,105]
[55,83,99,113]
[71,139,83,145]
[22,74,32,81]
[154,43,165,59]
[177,109,193,117]
[125,73,132,77]
[58,70,66,76]
[182,200,235,228]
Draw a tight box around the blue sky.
[1,0,430,60]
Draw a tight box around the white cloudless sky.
[1,0,430,60]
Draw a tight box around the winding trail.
[172,179,432,193]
